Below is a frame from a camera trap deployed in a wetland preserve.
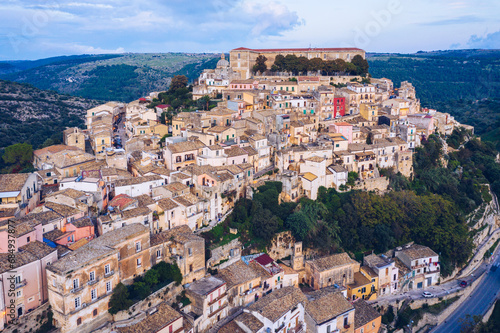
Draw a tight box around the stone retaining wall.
[3,303,50,333]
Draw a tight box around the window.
[91,289,97,301]
[15,275,22,284]
[75,297,81,309]
[189,264,193,272]
[106,281,112,293]
[137,258,142,267]
[327,325,331,333]
[105,264,110,275]
[17,290,22,298]
[73,278,79,290]
[77,318,82,326]
[157,249,161,258]
[188,248,193,256]
[360,328,364,333]
[93,309,98,317]
[135,241,141,252]
[89,271,95,282]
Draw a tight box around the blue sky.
[0,0,499,60]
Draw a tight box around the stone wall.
[354,176,389,193]
[113,281,183,322]
[267,231,296,260]
[3,303,50,333]
[207,238,242,269]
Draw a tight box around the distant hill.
[0,79,100,149]
[0,53,219,102]
[367,49,500,140]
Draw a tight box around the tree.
[347,171,359,186]
[366,132,374,144]
[170,75,188,92]
[309,58,324,72]
[132,281,150,300]
[351,55,369,74]
[2,143,33,171]
[108,282,133,314]
[285,211,311,241]
[144,268,159,287]
[200,95,211,110]
[252,208,281,241]
[253,55,268,74]
[273,55,286,71]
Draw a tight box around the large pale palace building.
[229,47,366,79]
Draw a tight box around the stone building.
[150,225,205,284]
[186,276,228,332]
[230,47,365,79]
[305,253,360,290]
[46,224,152,333]
[63,127,86,151]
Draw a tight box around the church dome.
[216,53,229,68]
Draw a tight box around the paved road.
[431,255,500,333]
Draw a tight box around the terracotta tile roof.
[134,194,155,207]
[241,146,258,156]
[150,225,203,246]
[0,173,30,192]
[48,224,148,274]
[15,210,62,225]
[329,165,348,173]
[48,188,87,200]
[121,207,151,219]
[172,194,199,207]
[109,194,138,211]
[0,241,56,274]
[305,288,354,324]
[220,312,264,333]
[33,144,79,157]
[308,253,357,272]
[207,126,231,133]
[278,263,299,275]
[248,286,307,322]
[353,299,381,329]
[44,202,82,217]
[156,198,179,211]
[68,238,88,250]
[116,303,181,333]
[163,182,189,192]
[166,139,205,154]
[349,272,371,289]
[216,260,264,289]
[225,146,248,157]
[114,175,163,187]
[397,244,438,260]
[43,229,66,241]
[70,217,94,228]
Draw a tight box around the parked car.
[422,291,433,298]
[460,280,468,287]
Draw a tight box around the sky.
[0,0,499,60]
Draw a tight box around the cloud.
[39,42,125,55]
[420,15,483,26]
[465,30,500,49]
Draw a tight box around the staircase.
[208,307,243,333]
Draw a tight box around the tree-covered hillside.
[0,80,99,149]
[0,53,219,102]
[368,50,500,143]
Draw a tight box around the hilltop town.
[0,47,487,333]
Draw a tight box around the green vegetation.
[368,51,500,138]
[395,297,460,330]
[1,53,219,102]
[108,262,182,314]
[484,239,500,259]
[0,80,98,151]
[270,54,369,76]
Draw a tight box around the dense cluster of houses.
[0,47,470,333]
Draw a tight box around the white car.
[422,291,433,298]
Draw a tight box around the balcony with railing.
[87,278,99,286]
[104,270,115,278]
[71,285,84,294]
